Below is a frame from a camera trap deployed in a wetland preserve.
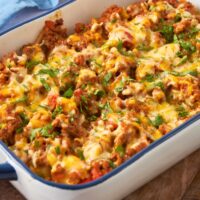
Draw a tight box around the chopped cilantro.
[151,115,164,128]
[155,81,165,91]
[88,115,98,121]
[111,18,117,24]
[115,145,125,157]
[16,113,29,134]
[117,40,134,57]
[52,106,63,119]
[160,25,174,43]
[176,55,188,66]
[40,78,51,92]
[39,104,50,110]
[77,149,85,160]
[38,68,59,78]
[102,72,112,86]
[30,130,37,141]
[81,95,87,104]
[171,70,198,77]
[30,124,54,141]
[137,44,152,51]
[188,26,200,38]
[186,70,198,76]
[14,96,27,104]
[143,74,155,82]
[115,80,124,92]
[176,106,188,118]
[94,89,105,98]
[40,124,53,138]
[174,14,181,22]
[79,96,88,112]
[55,146,61,155]
[135,118,141,124]
[109,160,116,168]
[63,87,74,98]
[26,60,40,69]
[34,140,40,148]
[179,40,196,53]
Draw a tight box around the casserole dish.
[0,0,200,199]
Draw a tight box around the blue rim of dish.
[0,113,200,190]
[0,0,200,190]
[0,0,76,36]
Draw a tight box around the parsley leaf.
[63,87,74,98]
[171,70,198,77]
[88,115,98,121]
[102,72,112,86]
[174,14,181,22]
[77,149,85,160]
[40,78,51,92]
[17,113,29,133]
[176,55,188,66]
[14,96,28,104]
[52,106,63,119]
[26,60,40,70]
[115,145,125,157]
[154,81,165,91]
[160,25,174,43]
[30,124,54,141]
[137,44,152,51]
[94,89,105,98]
[143,74,155,82]
[151,115,164,128]
[109,160,116,168]
[40,124,53,138]
[176,106,188,118]
[179,40,196,53]
[117,40,134,57]
[38,68,59,78]
[55,146,61,155]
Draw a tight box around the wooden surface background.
[0,149,200,200]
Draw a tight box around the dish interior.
[0,0,200,186]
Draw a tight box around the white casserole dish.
[0,0,200,199]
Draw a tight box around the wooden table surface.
[0,149,200,200]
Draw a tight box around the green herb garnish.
[94,89,105,98]
[102,72,112,86]
[55,146,61,155]
[77,149,85,160]
[38,68,59,78]
[14,96,28,104]
[179,40,196,53]
[176,55,188,66]
[155,81,165,91]
[88,115,98,121]
[109,160,116,168]
[26,60,40,70]
[137,44,152,51]
[176,106,188,118]
[174,14,181,22]
[151,115,164,128]
[160,25,174,43]
[40,78,51,92]
[63,87,74,98]
[52,106,63,119]
[117,40,134,57]
[30,124,54,141]
[115,145,125,157]
[143,74,155,82]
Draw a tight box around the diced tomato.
[48,93,58,109]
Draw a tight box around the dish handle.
[0,162,17,180]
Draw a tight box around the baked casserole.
[0,0,199,185]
